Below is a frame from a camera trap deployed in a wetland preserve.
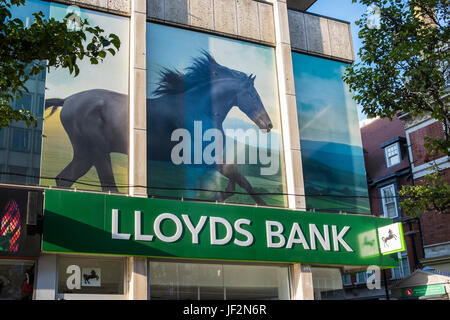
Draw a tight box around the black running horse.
[45,51,272,204]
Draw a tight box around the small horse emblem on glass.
[82,268,101,287]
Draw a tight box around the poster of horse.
[40,4,129,194]
[146,23,287,207]
[292,53,371,214]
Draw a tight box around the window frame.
[390,252,411,280]
[342,273,352,286]
[55,254,128,300]
[9,127,31,153]
[355,271,368,284]
[147,258,292,300]
[380,184,399,219]
[384,142,401,168]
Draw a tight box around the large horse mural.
[45,51,272,205]
[45,90,128,193]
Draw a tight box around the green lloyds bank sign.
[42,190,399,267]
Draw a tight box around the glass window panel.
[386,203,397,218]
[57,256,125,295]
[6,166,27,184]
[391,266,402,279]
[385,144,400,167]
[0,260,35,300]
[0,129,5,148]
[33,130,42,154]
[401,257,411,278]
[14,94,32,112]
[382,186,395,204]
[149,261,290,300]
[312,267,345,300]
[36,94,45,117]
[149,261,178,300]
[342,274,351,285]
[381,185,398,218]
[224,265,290,300]
[356,272,367,284]
[10,128,30,152]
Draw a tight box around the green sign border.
[42,190,399,268]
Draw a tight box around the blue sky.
[308,0,368,124]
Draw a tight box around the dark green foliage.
[0,0,120,129]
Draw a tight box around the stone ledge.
[147,17,276,48]
[43,0,131,16]
[147,0,276,46]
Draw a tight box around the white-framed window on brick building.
[380,184,399,219]
[384,143,401,167]
[355,269,375,284]
[391,252,411,280]
[342,274,352,286]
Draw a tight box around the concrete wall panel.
[164,0,189,25]
[288,10,306,51]
[288,9,354,62]
[328,19,353,61]
[147,0,164,19]
[190,0,214,30]
[258,2,275,43]
[236,0,259,39]
[146,0,275,45]
[213,0,238,35]
[55,0,130,14]
[108,0,130,12]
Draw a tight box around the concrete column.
[129,0,147,197]
[272,0,312,300]
[128,257,148,300]
[271,0,306,211]
[290,264,314,300]
[34,253,57,300]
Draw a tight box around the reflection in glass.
[149,261,290,300]
[311,267,345,300]
[292,53,370,214]
[57,256,125,295]
[0,0,49,186]
[0,260,35,300]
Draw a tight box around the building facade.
[340,117,421,300]
[0,0,405,300]
[398,108,450,273]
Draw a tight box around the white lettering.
[134,211,154,242]
[203,129,223,165]
[266,221,285,248]
[332,225,353,252]
[182,215,207,244]
[309,224,330,251]
[66,265,81,290]
[154,213,183,243]
[171,129,191,164]
[233,219,253,247]
[111,209,131,240]
[286,222,310,249]
[210,217,233,245]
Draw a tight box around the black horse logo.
[83,270,99,285]
[45,51,273,205]
[381,229,398,247]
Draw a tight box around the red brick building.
[342,112,450,300]
[340,117,421,299]
[398,111,450,272]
